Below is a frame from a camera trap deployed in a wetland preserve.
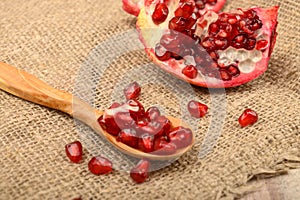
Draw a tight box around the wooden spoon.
[0,62,194,160]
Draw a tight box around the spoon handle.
[0,62,102,124]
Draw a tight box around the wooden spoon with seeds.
[0,62,194,160]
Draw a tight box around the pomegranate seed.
[185,17,197,29]
[231,34,248,49]
[238,109,258,127]
[153,136,177,155]
[167,127,193,148]
[152,3,169,25]
[187,100,208,118]
[156,116,171,136]
[109,102,121,109]
[124,81,141,100]
[130,159,150,184]
[155,43,171,61]
[126,99,145,121]
[114,112,135,129]
[209,23,219,35]
[136,118,149,127]
[182,65,198,79]
[175,2,195,18]
[169,17,187,32]
[98,115,120,136]
[146,106,161,121]
[117,129,139,148]
[256,40,268,50]
[88,156,113,175]
[227,65,240,77]
[246,38,256,50]
[138,134,154,153]
[65,141,83,163]
[219,69,232,81]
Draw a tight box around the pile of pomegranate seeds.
[238,109,258,127]
[187,100,208,118]
[98,82,193,155]
[65,141,83,163]
[154,3,266,81]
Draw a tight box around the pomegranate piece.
[88,156,113,175]
[152,3,169,25]
[114,112,135,129]
[117,129,139,148]
[124,81,141,100]
[153,136,177,155]
[130,159,150,184]
[65,141,83,163]
[188,100,208,118]
[134,3,279,88]
[238,109,258,127]
[167,127,193,148]
[182,65,198,79]
[146,106,161,121]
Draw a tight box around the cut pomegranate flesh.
[65,141,83,163]
[238,109,258,127]
[130,159,150,183]
[88,156,113,175]
[134,2,279,87]
[187,100,208,118]
[124,81,141,100]
[97,83,193,154]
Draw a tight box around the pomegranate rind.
[137,5,279,88]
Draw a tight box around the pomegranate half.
[123,0,279,88]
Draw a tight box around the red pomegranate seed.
[167,127,193,148]
[124,81,141,100]
[117,129,139,148]
[219,69,232,81]
[231,34,247,49]
[65,141,83,163]
[227,65,240,77]
[109,102,121,109]
[175,1,195,18]
[138,134,154,153]
[245,38,256,50]
[187,100,208,118]
[130,159,150,184]
[146,106,161,121]
[238,109,258,127]
[153,136,177,155]
[152,3,169,25]
[169,17,187,32]
[88,156,113,175]
[182,65,198,79]
[98,115,120,136]
[127,99,145,121]
[114,112,135,129]
[256,40,268,50]
[155,43,171,61]
[156,116,171,135]
[209,23,219,35]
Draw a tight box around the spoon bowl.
[0,61,194,160]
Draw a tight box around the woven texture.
[0,0,299,199]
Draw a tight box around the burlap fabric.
[0,0,299,199]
